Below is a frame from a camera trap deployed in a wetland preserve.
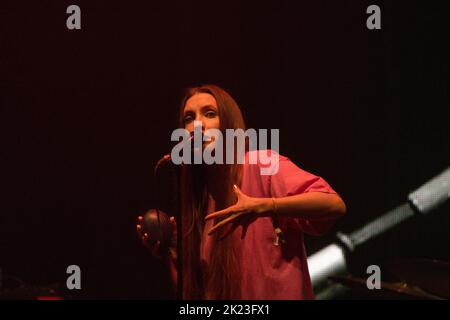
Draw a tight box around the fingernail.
[138,216,143,221]
[233,184,237,189]
[144,233,148,238]
[136,225,141,230]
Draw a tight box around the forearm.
[259,192,346,220]
[164,249,178,291]
[168,259,177,290]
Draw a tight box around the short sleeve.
[267,150,339,236]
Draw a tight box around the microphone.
[156,131,205,166]
[137,209,173,255]
[156,154,172,167]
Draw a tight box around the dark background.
[0,0,448,298]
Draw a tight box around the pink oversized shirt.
[200,150,338,300]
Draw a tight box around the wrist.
[165,248,177,265]
[257,197,277,216]
[271,197,278,216]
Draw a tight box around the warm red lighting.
[36,296,64,300]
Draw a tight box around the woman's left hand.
[205,185,272,237]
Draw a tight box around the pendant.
[273,227,285,246]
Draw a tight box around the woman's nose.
[194,115,205,129]
[186,118,204,134]
[195,113,203,122]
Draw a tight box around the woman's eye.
[183,115,193,123]
[205,111,217,118]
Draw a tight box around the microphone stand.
[153,154,182,299]
[153,132,202,299]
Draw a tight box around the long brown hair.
[178,84,246,299]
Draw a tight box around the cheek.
[184,123,193,131]
[206,117,220,130]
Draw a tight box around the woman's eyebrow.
[201,104,217,111]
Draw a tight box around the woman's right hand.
[136,216,177,265]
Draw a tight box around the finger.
[233,184,240,198]
[169,216,177,245]
[233,184,244,197]
[208,212,244,235]
[205,207,234,221]
[136,225,144,238]
[141,232,150,247]
[169,216,176,228]
[169,247,177,261]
